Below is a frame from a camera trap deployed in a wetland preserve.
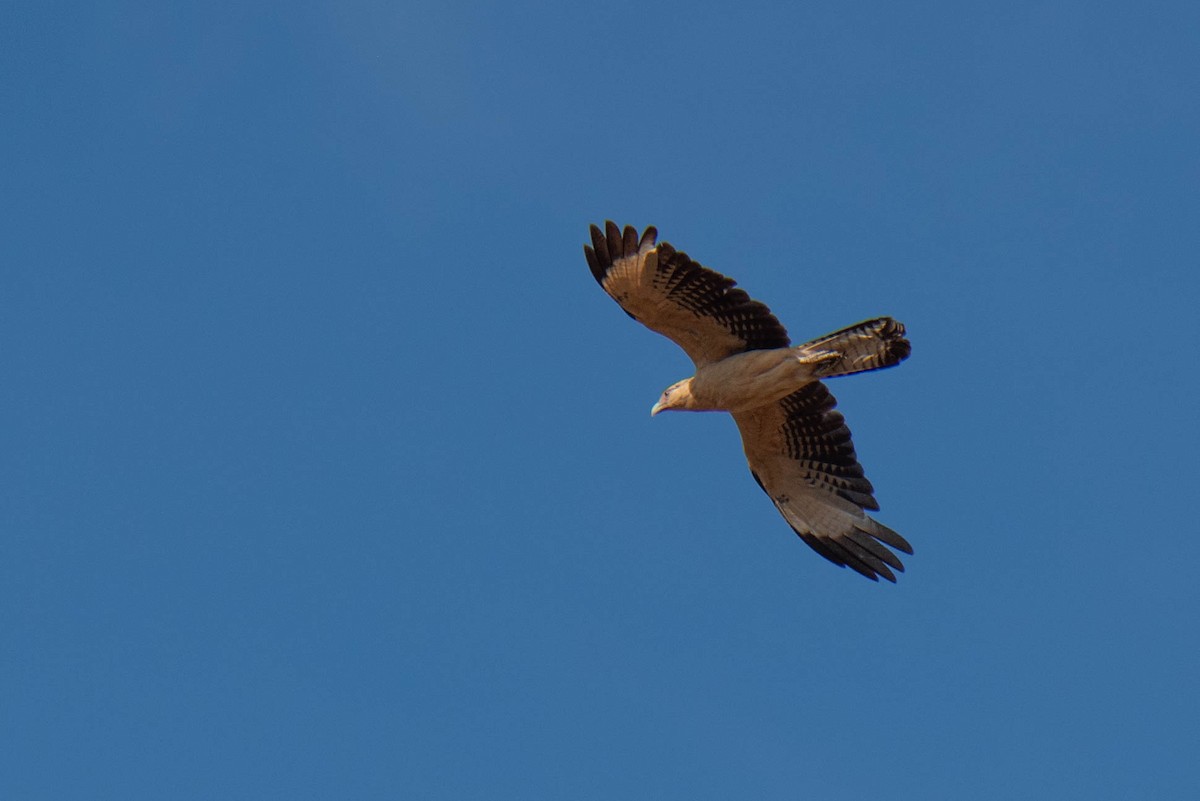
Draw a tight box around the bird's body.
[659,348,820,413]
[585,221,914,582]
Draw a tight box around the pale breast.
[690,348,815,412]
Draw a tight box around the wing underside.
[584,221,790,367]
[735,382,912,582]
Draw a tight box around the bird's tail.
[796,317,911,378]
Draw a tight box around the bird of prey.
[584,221,913,582]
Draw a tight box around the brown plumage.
[585,221,913,582]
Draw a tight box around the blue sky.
[3,1,1199,798]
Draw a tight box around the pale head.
[650,378,696,416]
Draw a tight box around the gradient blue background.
[4,1,1199,798]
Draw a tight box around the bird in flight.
[585,221,913,582]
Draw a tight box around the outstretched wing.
[584,221,790,368]
[732,381,913,582]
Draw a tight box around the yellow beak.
[650,400,665,416]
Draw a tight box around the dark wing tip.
[640,226,658,250]
[583,244,604,285]
[799,532,886,582]
[869,520,913,555]
[794,522,910,583]
[589,223,609,264]
[622,224,639,255]
[584,221,656,286]
[604,220,622,262]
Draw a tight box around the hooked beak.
[650,399,666,417]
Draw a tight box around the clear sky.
[3,1,1199,798]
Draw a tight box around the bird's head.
[650,379,695,416]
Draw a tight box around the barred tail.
[797,317,911,378]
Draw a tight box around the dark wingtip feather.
[604,220,622,263]
[869,521,914,556]
[640,226,658,250]
[583,245,605,284]
[848,529,905,573]
[589,224,609,266]
[799,531,884,582]
[837,534,898,582]
[793,521,911,582]
[622,224,639,256]
[586,221,659,285]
